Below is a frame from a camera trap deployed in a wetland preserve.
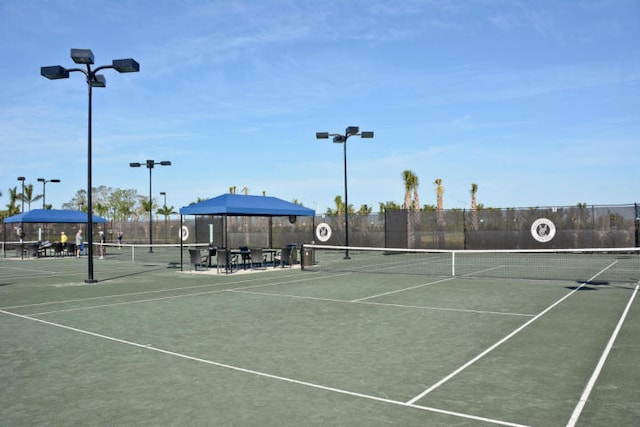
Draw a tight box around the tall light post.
[130,160,171,252]
[41,49,139,283]
[17,177,25,213]
[316,126,374,259]
[160,191,167,208]
[37,178,61,209]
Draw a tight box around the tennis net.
[301,244,640,284]
[99,243,210,266]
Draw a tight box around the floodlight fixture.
[37,178,61,208]
[112,58,140,73]
[41,66,70,80]
[41,48,139,283]
[91,75,106,87]
[130,159,172,252]
[314,125,374,258]
[71,48,95,65]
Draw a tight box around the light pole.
[17,177,25,213]
[37,178,61,209]
[160,191,167,209]
[316,126,374,259]
[130,160,171,252]
[42,49,139,283]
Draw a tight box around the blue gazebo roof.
[3,209,107,224]
[179,194,315,216]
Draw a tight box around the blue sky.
[1,0,638,214]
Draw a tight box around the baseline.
[0,308,529,427]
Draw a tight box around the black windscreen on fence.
[3,204,638,251]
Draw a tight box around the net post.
[452,250,456,276]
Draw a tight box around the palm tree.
[242,187,249,195]
[434,179,444,214]
[401,170,414,209]
[433,178,445,247]
[470,183,479,230]
[229,186,236,194]
[334,195,344,215]
[357,204,373,215]
[5,187,20,216]
[401,170,420,211]
[21,183,43,211]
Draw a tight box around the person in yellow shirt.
[60,231,68,244]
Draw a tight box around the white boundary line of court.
[229,288,535,318]
[0,308,530,427]
[11,273,352,316]
[0,270,329,310]
[566,282,639,427]
[406,261,620,406]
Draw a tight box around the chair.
[238,246,251,269]
[275,246,293,269]
[65,242,75,257]
[216,249,234,274]
[53,242,64,257]
[189,249,208,271]
[249,248,265,270]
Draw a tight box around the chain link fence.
[3,203,639,251]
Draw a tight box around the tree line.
[1,171,480,221]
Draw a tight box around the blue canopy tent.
[3,209,107,258]
[178,194,316,270]
[179,194,315,217]
[3,209,107,224]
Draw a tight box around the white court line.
[0,308,529,427]
[351,276,455,302]
[1,269,347,311]
[20,273,352,316]
[566,283,639,427]
[230,289,535,317]
[406,261,620,406]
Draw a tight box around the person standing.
[117,230,123,248]
[75,229,83,257]
[98,231,106,259]
[60,231,68,245]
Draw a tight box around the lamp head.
[112,58,140,73]
[17,176,25,181]
[91,75,106,87]
[333,135,346,144]
[315,132,329,139]
[159,161,171,166]
[129,162,142,168]
[345,126,359,136]
[71,48,95,65]
[51,179,61,183]
[37,178,45,183]
[41,65,69,80]
[360,131,374,139]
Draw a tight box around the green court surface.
[1,253,638,426]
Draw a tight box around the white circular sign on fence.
[530,218,556,243]
[315,223,332,242]
[180,225,189,241]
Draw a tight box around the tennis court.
[1,246,638,426]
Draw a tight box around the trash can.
[301,245,314,268]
